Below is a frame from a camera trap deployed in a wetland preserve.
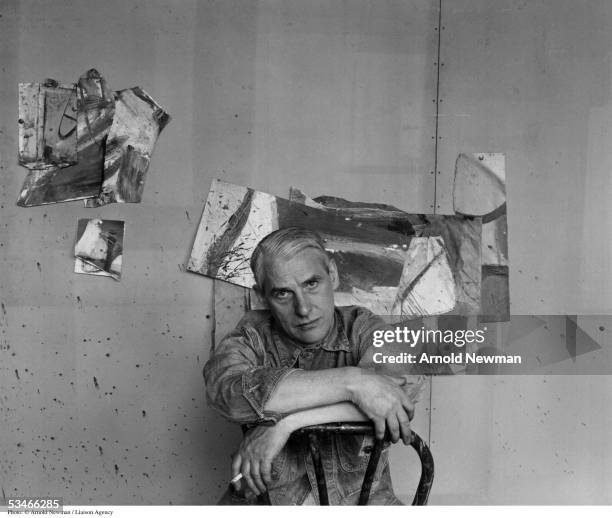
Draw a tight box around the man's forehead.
[263,248,329,286]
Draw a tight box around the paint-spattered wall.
[1,0,611,506]
[1,1,222,503]
[0,0,437,505]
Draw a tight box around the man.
[204,227,422,505]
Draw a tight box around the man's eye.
[274,290,290,300]
[306,280,319,289]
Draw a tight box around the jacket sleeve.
[203,322,298,425]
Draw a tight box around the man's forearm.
[264,366,362,414]
[265,366,416,442]
[278,402,368,434]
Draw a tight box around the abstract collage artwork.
[18,70,116,206]
[74,219,125,280]
[17,68,170,208]
[453,153,509,321]
[17,69,170,281]
[187,170,505,320]
[18,80,78,170]
[85,87,171,207]
[186,179,416,311]
[288,187,482,317]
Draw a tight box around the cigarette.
[230,473,243,484]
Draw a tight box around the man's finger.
[372,417,386,440]
[250,461,267,494]
[397,409,412,445]
[241,460,260,496]
[260,459,272,486]
[386,415,400,443]
[401,395,415,421]
[231,453,242,490]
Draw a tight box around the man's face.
[258,247,338,345]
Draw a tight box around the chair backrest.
[290,422,434,505]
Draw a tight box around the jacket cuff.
[242,367,300,423]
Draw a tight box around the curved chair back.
[289,422,434,505]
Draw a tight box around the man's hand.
[347,371,415,444]
[231,421,292,496]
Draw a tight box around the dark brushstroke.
[276,197,412,248]
[205,189,254,279]
[481,264,508,276]
[482,201,506,224]
[480,265,510,322]
[290,187,415,236]
[416,217,479,273]
[394,249,446,305]
[291,190,479,264]
[116,146,149,202]
[331,251,404,292]
[565,316,577,361]
[483,212,508,265]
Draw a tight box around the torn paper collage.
[453,153,508,321]
[18,70,116,206]
[187,154,508,324]
[74,219,125,280]
[17,68,170,280]
[85,87,171,207]
[17,69,170,207]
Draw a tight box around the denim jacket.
[204,306,420,505]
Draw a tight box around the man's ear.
[328,258,340,290]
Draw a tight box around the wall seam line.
[432,0,443,214]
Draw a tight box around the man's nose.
[293,290,311,317]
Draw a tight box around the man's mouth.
[296,318,320,330]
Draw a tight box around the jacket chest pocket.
[336,435,388,478]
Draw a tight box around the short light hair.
[250,227,329,290]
